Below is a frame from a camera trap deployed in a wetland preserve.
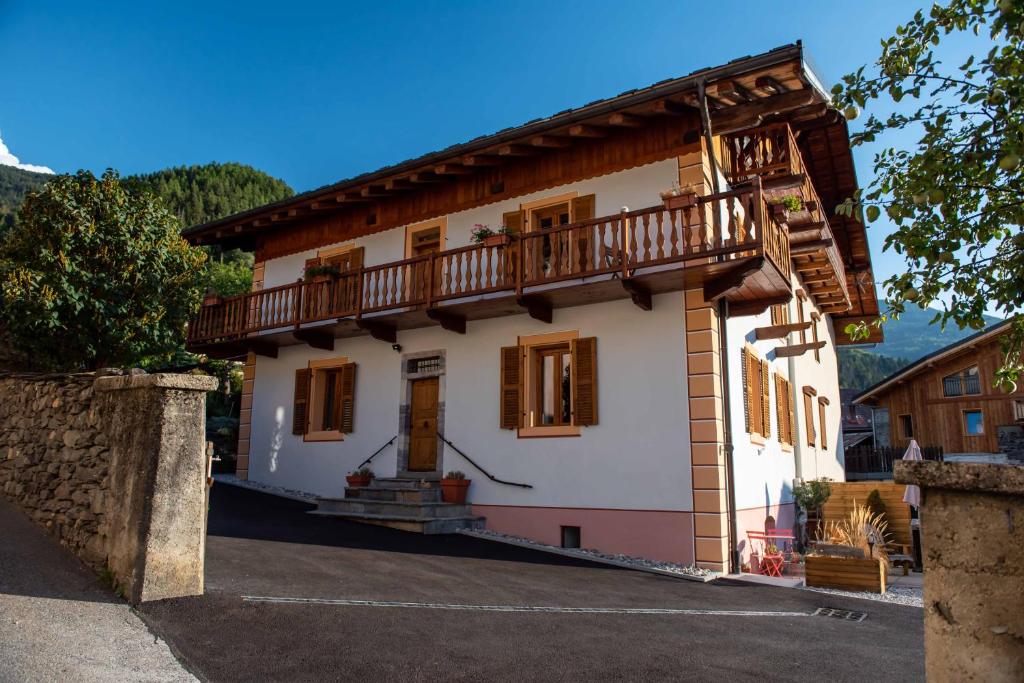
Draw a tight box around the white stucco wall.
[261,158,680,288]
[725,274,846,518]
[247,293,692,511]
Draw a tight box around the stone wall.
[895,460,1024,682]
[0,370,217,603]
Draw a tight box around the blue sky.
[0,0,970,290]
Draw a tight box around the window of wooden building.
[1015,400,1024,422]
[508,192,596,277]
[898,413,914,439]
[963,409,984,436]
[501,331,597,437]
[293,358,356,441]
[802,386,817,447]
[770,302,790,327]
[942,365,981,397]
[742,347,771,441]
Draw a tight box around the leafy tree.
[833,0,1024,388]
[0,169,207,370]
[838,349,909,390]
[206,249,256,298]
[0,165,51,235]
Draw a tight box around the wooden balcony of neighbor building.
[187,181,793,357]
[722,122,851,314]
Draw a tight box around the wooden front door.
[408,377,439,472]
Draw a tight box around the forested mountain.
[0,165,51,232]
[124,162,293,229]
[837,349,908,392]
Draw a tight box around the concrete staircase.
[310,478,485,534]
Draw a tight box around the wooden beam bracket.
[703,258,764,302]
[754,321,812,340]
[774,341,827,358]
[245,339,279,358]
[355,319,397,344]
[425,308,467,334]
[293,328,335,351]
[621,278,652,311]
[516,295,552,324]
[728,292,792,317]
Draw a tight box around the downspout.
[697,79,740,574]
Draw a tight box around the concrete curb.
[458,529,718,583]
[213,474,318,504]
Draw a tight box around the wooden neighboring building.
[854,321,1024,461]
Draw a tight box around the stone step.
[345,486,441,503]
[309,510,486,535]
[316,498,471,519]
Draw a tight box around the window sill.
[781,444,793,453]
[304,430,344,442]
[749,433,766,446]
[517,425,581,438]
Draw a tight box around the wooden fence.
[822,481,914,550]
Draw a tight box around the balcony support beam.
[355,320,397,344]
[516,295,552,324]
[729,292,792,317]
[704,258,764,302]
[621,278,652,311]
[245,339,279,358]
[425,308,466,334]
[774,341,827,358]
[790,238,834,255]
[754,321,811,340]
[293,328,335,351]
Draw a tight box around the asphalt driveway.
[139,484,924,682]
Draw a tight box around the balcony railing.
[188,181,790,346]
[845,445,944,478]
[722,123,849,303]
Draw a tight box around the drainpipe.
[697,79,740,574]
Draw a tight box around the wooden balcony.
[188,183,792,357]
[722,123,851,313]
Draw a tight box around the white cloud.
[0,131,54,174]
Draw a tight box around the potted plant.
[440,470,471,504]
[471,224,514,247]
[305,264,342,282]
[805,502,889,593]
[345,467,374,488]
[660,184,696,211]
[203,290,223,307]
[793,477,832,549]
[769,195,804,221]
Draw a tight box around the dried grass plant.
[817,501,891,566]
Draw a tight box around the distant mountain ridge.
[0,165,52,232]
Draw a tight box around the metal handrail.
[357,435,397,470]
[437,432,533,489]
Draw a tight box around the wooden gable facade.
[855,324,1024,454]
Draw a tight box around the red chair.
[747,530,796,577]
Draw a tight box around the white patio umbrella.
[902,439,922,509]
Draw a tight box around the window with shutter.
[803,386,817,447]
[302,357,355,441]
[500,345,524,429]
[760,358,771,439]
[502,210,525,235]
[775,374,794,446]
[741,347,753,434]
[571,337,598,426]
[817,397,828,450]
[292,369,311,435]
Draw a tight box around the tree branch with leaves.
[833,0,1024,388]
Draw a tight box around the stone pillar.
[94,373,218,604]
[895,461,1024,682]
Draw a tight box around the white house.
[185,43,880,573]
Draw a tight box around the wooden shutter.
[571,336,598,426]
[500,345,524,429]
[292,368,312,434]
[741,347,753,433]
[774,374,784,444]
[571,194,596,221]
[502,210,525,234]
[760,359,771,438]
[338,363,356,433]
[786,383,796,445]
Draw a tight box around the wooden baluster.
[609,218,620,269]
[628,215,638,267]
[641,214,652,263]
[454,252,464,294]
[655,211,665,260]
[473,249,482,291]
[668,209,680,258]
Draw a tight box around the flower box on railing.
[203,293,223,307]
[482,233,512,248]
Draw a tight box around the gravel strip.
[463,528,714,579]
[802,584,923,607]
[214,474,319,504]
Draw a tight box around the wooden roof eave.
[184,44,826,245]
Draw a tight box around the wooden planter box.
[805,555,887,593]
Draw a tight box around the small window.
[963,410,984,436]
[535,344,572,426]
[770,303,790,327]
[295,359,356,440]
[899,414,914,439]
[561,526,581,549]
[942,366,981,397]
[742,348,770,439]
[1015,400,1024,422]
